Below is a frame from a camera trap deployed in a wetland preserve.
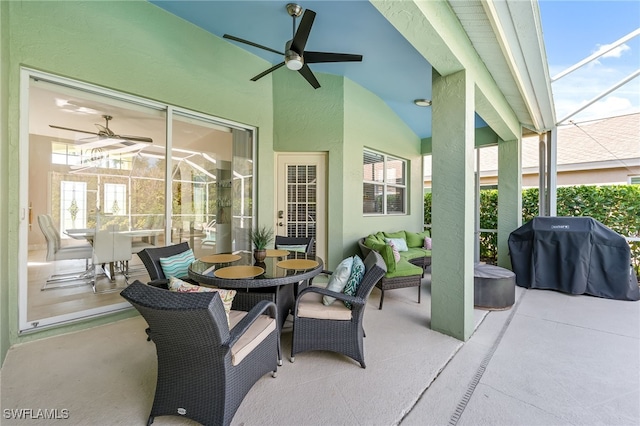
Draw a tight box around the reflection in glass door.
[169,113,253,256]
[21,70,255,332]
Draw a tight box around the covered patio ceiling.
[150,0,556,140]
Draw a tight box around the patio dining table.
[188,249,324,289]
[188,250,324,335]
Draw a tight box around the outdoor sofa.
[358,230,431,309]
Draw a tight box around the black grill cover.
[508,216,639,301]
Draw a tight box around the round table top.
[188,250,324,289]
[199,253,242,263]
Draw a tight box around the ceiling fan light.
[285,51,304,70]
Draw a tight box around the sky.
[538,0,640,124]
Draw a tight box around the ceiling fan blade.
[290,9,316,54]
[305,51,363,63]
[117,135,153,143]
[251,62,286,81]
[223,34,284,55]
[298,64,320,89]
[49,124,99,136]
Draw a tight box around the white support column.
[547,130,557,216]
[431,70,475,341]
[497,137,522,268]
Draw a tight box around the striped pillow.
[159,248,195,279]
[168,276,236,326]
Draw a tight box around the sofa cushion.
[383,230,406,240]
[424,236,432,249]
[385,260,423,279]
[228,310,277,366]
[368,242,397,274]
[406,230,431,248]
[322,257,353,305]
[364,233,384,248]
[399,247,430,262]
[298,291,352,321]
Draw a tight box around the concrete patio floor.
[1,274,639,425]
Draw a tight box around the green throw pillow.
[364,234,383,248]
[405,230,431,248]
[383,230,406,240]
[369,242,396,274]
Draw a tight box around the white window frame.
[363,149,407,215]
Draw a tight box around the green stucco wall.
[343,80,424,257]
[0,0,276,361]
[272,73,423,270]
[0,0,427,365]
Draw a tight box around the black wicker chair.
[137,242,194,289]
[137,243,290,360]
[275,235,315,297]
[120,281,279,426]
[290,251,386,368]
[274,236,314,254]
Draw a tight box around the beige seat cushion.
[228,310,276,366]
[297,291,352,321]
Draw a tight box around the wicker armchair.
[290,251,386,368]
[136,242,194,288]
[120,281,279,426]
[137,243,290,359]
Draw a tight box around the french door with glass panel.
[276,153,327,263]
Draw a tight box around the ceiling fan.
[223,3,363,89]
[49,115,153,144]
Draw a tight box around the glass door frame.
[18,68,257,334]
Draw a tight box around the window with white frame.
[103,183,127,215]
[60,180,87,231]
[363,149,406,214]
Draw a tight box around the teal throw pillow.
[384,237,408,252]
[343,255,366,309]
[276,244,308,253]
[323,257,354,305]
[159,248,195,279]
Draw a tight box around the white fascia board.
[482,0,556,132]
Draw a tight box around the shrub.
[424,185,640,276]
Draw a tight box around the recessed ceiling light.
[414,99,432,107]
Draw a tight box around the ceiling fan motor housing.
[285,40,304,70]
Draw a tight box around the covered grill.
[508,216,639,301]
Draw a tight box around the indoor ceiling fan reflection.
[50,115,153,144]
[70,143,146,171]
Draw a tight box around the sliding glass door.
[20,70,255,333]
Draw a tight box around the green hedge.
[424,185,640,275]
